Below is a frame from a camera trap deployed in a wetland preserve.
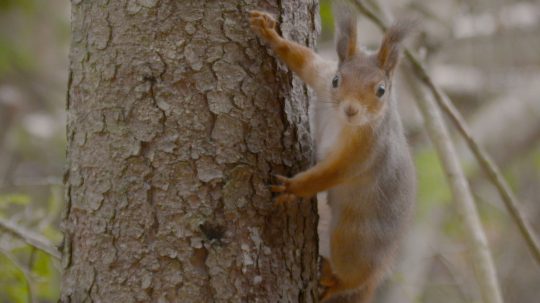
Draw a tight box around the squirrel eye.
[376,83,386,97]
[332,75,339,88]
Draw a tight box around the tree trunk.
[61,0,320,302]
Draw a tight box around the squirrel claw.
[275,193,296,205]
[270,185,287,193]
[270,174,297,203]
[272,174,290,183]
[249,10,277,40]
[248,10,276,27]
[270,175,291,192]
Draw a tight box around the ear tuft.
[334,2,358,63]
[377,20,415,75]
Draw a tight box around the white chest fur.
[309,97,343,161]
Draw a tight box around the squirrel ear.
[377,21,412,76]
[334,4,358,63]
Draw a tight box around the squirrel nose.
[345,106,358,117]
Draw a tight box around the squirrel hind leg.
[320,280,377,303]
[319,260,379,303]
[319,257,337,287]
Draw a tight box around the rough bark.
[61,1,320,302]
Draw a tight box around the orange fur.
[249,11,315,78]
[272,124,373,199]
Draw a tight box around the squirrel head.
[331,9,410,127]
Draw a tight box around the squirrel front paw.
[270,174,314,203]
[249,10,278,42]
[270,174,298,204]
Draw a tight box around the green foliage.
[415,148,451,217]
[514,142,540,180]
[0,0,48,76]
[0,189,61,302]
[0,38,33,75]
[0,193,30,207]
[0,254,29,303]
[0,193,31,218]
[319,0,334,40]
[534,148,540,171]
[0,247,60,303]
[32,250,60,301]
[0,5,38,75]
[0,0,35,12]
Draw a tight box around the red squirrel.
[250,5,416,303]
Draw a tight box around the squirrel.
[249,4,416,303]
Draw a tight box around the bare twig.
[407,67,503,303]
[0,217,61,260]
[352,0,540,267]
[350,1,504,302]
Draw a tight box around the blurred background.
[0,0,538,302]
[0,0,67,302]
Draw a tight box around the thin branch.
[403,50,540,266]
[352,0,540,267]
[406,65,503,303]
[0,217,61,260]
[350,1,504,302]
